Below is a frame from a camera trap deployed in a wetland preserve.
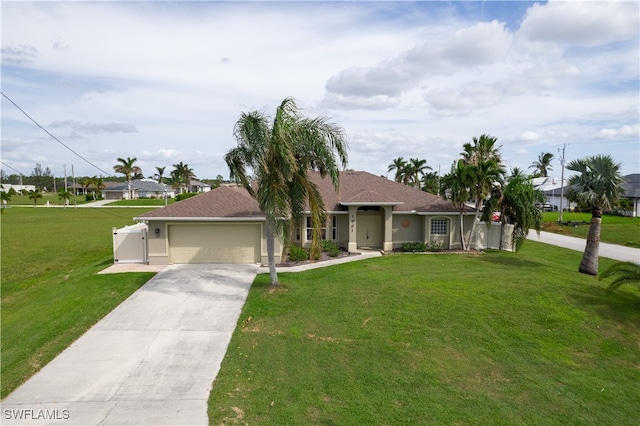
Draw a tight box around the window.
[431,218,448,235]
[330,216,338,240]
[305,216,337,240]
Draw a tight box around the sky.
[2,0,639,182]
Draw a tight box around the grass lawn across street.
[208,244,640,424]
[541,212,640,247]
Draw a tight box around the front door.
[356,213,382,248]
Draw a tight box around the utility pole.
[64,165,68,192]
[72,164,77,208]
[558,144,566,223]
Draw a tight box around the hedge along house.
[133,170,483,265]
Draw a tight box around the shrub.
[426,239,444,252]
[401,242,427,253]
[176,192,198,201]
[321,240,341,257]
[288,246,308,262]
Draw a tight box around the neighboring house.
[0,184,36,193]
[187,179,211,193]
[532,177,575,212]
[621,174,640,217]
[134,170,498,266]
[104,179,175,200]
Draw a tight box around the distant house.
[622,174,640,217]
[187,179,211,193]
[0,184,36,193]
[104,179,175,200]
[532,177,575,212]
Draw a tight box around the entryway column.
[382,206,393,251]
[348,205,358,252]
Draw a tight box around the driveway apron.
[1,264,259,425]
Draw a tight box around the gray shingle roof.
[622,174,640,198]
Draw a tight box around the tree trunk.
[459,210,467,251]
[578,207,601,275]
[265,220,279,286]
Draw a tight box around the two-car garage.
[168,223,262,264]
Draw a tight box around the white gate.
[112,223,148,264]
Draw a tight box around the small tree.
[58,189,72,208]
[28,189,43,207]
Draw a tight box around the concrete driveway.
[1,264,259,425]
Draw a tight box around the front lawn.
[208,245,640,424]
[542,212,640,247]
[1,207,156,398]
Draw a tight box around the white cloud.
[1,1,638,179]
[599,124,640,138]
[519,1,639,46]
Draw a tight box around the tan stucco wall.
[392,214,424,246]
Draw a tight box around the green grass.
[208,245,640,425]
[1,207,156,398]
[542,212,640,247]
[105,198,176,206]
[5,193,90,206]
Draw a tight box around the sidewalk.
[527,230,640,263]
[258,249,382,274]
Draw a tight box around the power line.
[1,91,113,176]
[0,161,26,176]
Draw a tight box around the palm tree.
[113,157,142,200]
[58,189,72,208]
[598,261,640,295]
[91,176,105,200]
[387,157,407,183]
[154,166,166,184]
[461,135,506,248]
[28,189,42,207]
[172,162,195,194]
[439,160,475,250]
[421,171,440,195]
[406,158,431,188]
[461,134,502,165]
[225,97,348,286]
[482,167,545,251]
[1,186,16,212]
[529,152,554,177]
[567,154,625,275]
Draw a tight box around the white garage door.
[169,224,261,264]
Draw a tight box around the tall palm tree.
[482,167,545,251]
[461,134,502,165]
[172,162,195,193]
[406,158,431,188]
[225,97,348,286]
[154,166,166,184]
[529,152,554,177]
[598,261,640,295]
[387,157,407,183]
[421,171,440,195]
[461,135,506,248]
[91,176,105,200]
[567,154,625,275]
[439,160,475,250]
[113,157,141,200]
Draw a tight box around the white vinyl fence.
[472,221,515,252]
[112,223,148,264]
